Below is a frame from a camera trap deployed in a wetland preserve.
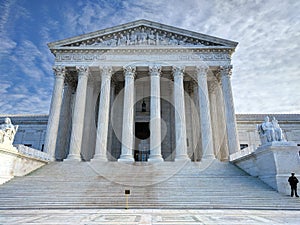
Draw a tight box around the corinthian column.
[66,66,89,161]
[219,65,240,155]
[92,66,113,161]
[172,66,190,161]
[118,66,136,163]
[196,66,215,160]
[148,65,164,163]
[44,66,65,161]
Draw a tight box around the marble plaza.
[1,209,300,225]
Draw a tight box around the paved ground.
[1,209,300,225]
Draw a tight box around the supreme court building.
[45,20,240,163]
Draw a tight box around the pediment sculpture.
[65,26,221,48]
[0,117,18,146]
[257,116,285,145]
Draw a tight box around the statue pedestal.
[232,143,300,195]
[255,144,300,195]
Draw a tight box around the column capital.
[123,65,136,78]
[100,66,113,80]
[195,65,208,77]
[76,65,89,77]
[219,65,233,78]
[53,66,66,78]
[149,65,161,77]
[172,66,185,78]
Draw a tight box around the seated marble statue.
[261,116,275,142]
[0,117,18,145]
[257,116,285,145]
[272,116,284,141]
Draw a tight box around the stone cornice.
[236,114,300,124]
[52,45,232,55]
[51,46,234,55]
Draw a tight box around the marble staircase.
[0,160,300,210]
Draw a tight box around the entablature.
[53,48,232,67]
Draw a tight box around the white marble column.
[44,66,66,161]
[81,79,95,160]
[118,66,136,163]
[192,82,201,161]
[56,81,74,160]
[66,66,89,161]
[148,65,164,163]
[93,66,113,161]
[220,65,240,155]
[196,66,215,160]
[172,66,190,161]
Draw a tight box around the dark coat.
[288,176,299,187]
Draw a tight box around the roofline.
[48,19,238,49]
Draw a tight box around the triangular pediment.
[48,20,238,49]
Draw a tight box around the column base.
[148,155,164,163]
[118,155,135,163]
[175,155,191,161]
[64,154,81,161]
[91,154,108,162]
[202,154,215,160]
[49,156,56,161]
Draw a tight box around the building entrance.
[134,122,150,161]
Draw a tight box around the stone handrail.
[15,145,50,161]
[229,146,255,161]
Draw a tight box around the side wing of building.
[0,115,48,151]
[1,114,299,153]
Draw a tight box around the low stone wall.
[231,142,300,195]
[0,144,49,185]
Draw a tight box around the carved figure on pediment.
[130,31,137,45]
[147,30,156,45]
[169,36,178,45]
[159,34,169,45]
[118,33,127,46]
[109,35,118,47]
[91,38,104,46]
[138,28,147,45]
[0,117,18,145]
[179,37,187,46]
[100,38,110,46]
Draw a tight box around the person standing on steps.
[288,172,299,197]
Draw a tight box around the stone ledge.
[0,144,49,185]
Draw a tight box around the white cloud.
[0,0,299,114]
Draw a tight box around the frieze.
[55,51,231,63]
[63,26,223,48]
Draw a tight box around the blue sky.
[0,0,299,114]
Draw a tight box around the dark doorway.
[135,122,150,140]
[134,122,150,161]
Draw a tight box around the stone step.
[1,160,300,210]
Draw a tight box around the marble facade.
[42,20,241,162]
